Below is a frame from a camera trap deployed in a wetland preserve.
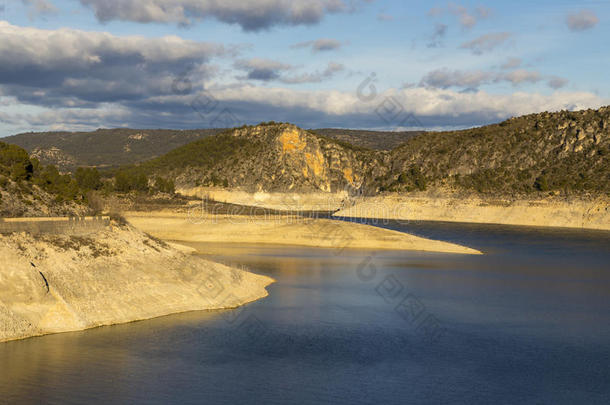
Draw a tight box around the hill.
[380,107,610,196]
[6,106,609,201]
[139,123,385,193]
[3,127,414,171]
[0,142,92,217]
[3,128,224,171]
[311,128,421,150]
[137,107,609,198]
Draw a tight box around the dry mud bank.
[0,222,273,343]
[333,195,610,230]
[178,187,347,211]
[123,211,481,255]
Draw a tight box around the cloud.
[475,6,492,19]
[421,68,545,89]
[500,57,522,70]
[547,77,569,89]
[420,68,493,89]
[4,85,605,133]
[21,0,58,17]
[448,3,477,28]
[427,23,448,48]
[234,59,344,84]
[292,38,344,52]
[498,70,541,85]
[460,32,511,55]
[428,7,443,18]
[377,13,393,21]
[78,0,372,31]
[281,62,345,84]
[234,58,293,81]
[431,3,492,29]
[0,21,226,107]
[566,10,599,32]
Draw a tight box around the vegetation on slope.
[132,123,382,193]
[312,128,421,150]
[0,142,90,217]
[381,107,610,197]
[5,107,609,200]
[4,128,224,170]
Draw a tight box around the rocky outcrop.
[228,124,383,193]
[162,123,386,194]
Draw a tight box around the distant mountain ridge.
[4,106,609,198]
[3,127,415,171]
[4,128,224,170]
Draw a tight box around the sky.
[0,0,608,136]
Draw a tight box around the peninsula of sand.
[123,211,482,255]
[0,219,273,343]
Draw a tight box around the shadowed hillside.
[0,142,91,217]
[4,128,225,170]
[3,127,414,170]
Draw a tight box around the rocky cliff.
[144,123,385,194]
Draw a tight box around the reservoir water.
[1,221,609,404]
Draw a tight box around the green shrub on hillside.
[75,167,102,191]
[114,168,148,193]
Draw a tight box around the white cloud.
[292,38,344,52]
[0,21,226,106]
[3,84,606,132]
[429,3,492,29]
[500,57,522,70]
[234,58,294,81]
[234,59,344,84]
[448,3,477,29]
[282,62,345,84]
[420,68,493,89]
[499,70,541,85]
[421,68,557,89]
[460,32,511,55]
[566,10,599,32]
[427,23,448,48]
[79,0,372,31]
[547,77,569,89]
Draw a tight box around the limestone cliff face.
[168,123,384,194]
[271,125,372,192]
[0,222,273,343]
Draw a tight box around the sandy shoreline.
[333,195,610,231]
[123,211,482,255]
